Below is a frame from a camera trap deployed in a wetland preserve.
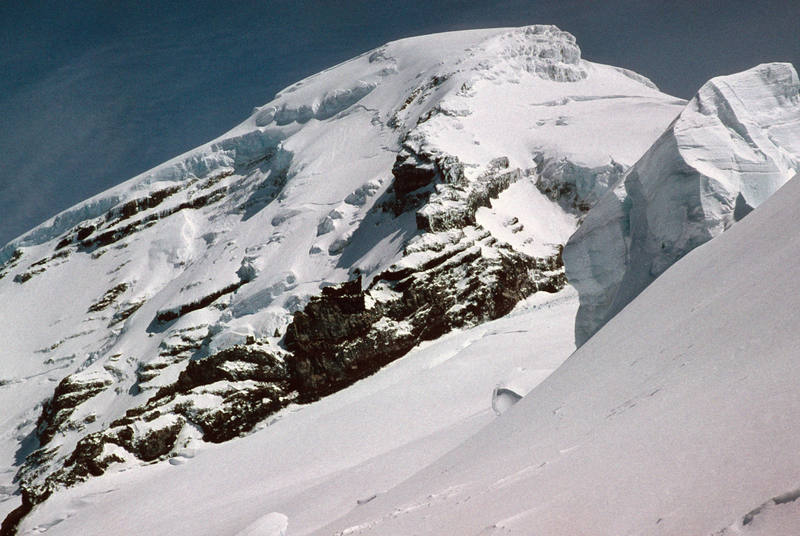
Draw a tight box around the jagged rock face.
[564,63,800,346]
[417,157,520,232]
[36,371,113,446]
[17,345,293,506]
[391,149,442,197]
[392,145,523,233]
[284,154,565,401]
[286,238,564,401]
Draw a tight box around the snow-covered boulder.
[491,366,548,415]
[565,62,800,346]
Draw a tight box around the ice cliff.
[564,62,800,346]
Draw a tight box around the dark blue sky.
[1,0,798,245]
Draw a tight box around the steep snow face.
[565,62,800,345]
[0,25,683,525]
[319,173,800,535]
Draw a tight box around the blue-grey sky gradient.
[1,0,798,245]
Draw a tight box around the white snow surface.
[0,24,683,521]
[17,289,578,535]
[565,62,800,345]
[316,173,800,535]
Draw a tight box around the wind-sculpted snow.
[610,66,659,89]
[0,25,684,531]
[565,62,800,345]
[235,512,288,536]
[256,81,378,126]
[471,24,586,82]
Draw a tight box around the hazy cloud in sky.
[1,0,797,245]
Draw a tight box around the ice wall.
[565,63,800,346]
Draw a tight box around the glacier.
[0,25,685,532]
[564,62,800,345]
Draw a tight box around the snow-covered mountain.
[2,23,797,536]
[0,25,685,532]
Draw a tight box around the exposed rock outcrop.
[87,283,129,313]
[17,345,292,507]
[11,249,70,284]
[36,371,114,446]
[285,151,565,401]
[391,144,464,199]
[417,157,521,232]
[285,238,563,401]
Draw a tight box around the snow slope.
[0,24,684,527]
[565,62,800,345]
[319,172,800,536]
[16,290,578,535]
